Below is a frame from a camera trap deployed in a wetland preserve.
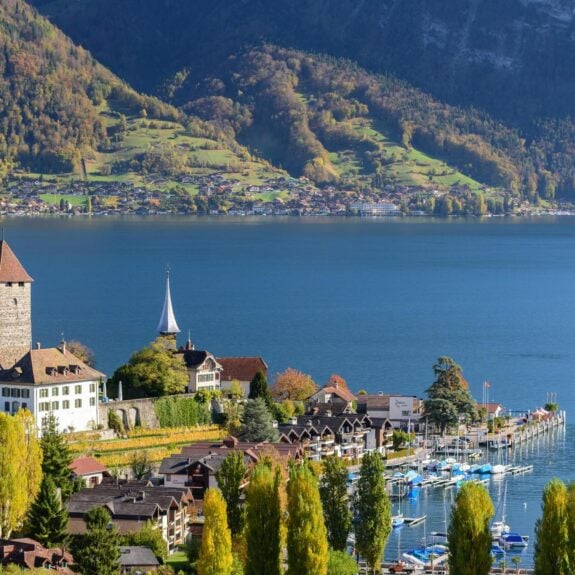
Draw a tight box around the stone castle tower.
[0,241,33,368]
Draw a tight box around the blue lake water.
[5,214,575,563]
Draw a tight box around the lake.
[6,214,575,564]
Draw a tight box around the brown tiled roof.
[0,346,105,385]
[0,241,33,283]
[217,357,268,382]
[70,457,109,477]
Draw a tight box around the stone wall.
[99,393,202,430]
[0,282,31,368]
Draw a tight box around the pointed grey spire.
[157,269,181,335]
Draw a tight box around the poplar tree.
[215,451,247,536]
[534,478,569,575]
[75,506,120,575]
[26,476,68,548]
[319,455,352,551]
[40,413,74,500]
[197,488,233,575]
[0,411,42,538]
[448,482,494,575]
[355,452,391,575]
[244,463,282,575]
[286,465,329,575]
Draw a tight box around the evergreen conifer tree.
[40,413,74,500]
[355,452,391,575]
[447,482,494,575]
[244,463,282,575]
[319,455,352,552]
[25,476,68,549]
[248,371,272,405]
[240,398,279,442]
[197,488,234,575]
[75,506,120,575]
[534,478,569,575]
[286,465,328,575]
[215,451,247,536]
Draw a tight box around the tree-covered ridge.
[169,46,531,192]
[0,0,179,175]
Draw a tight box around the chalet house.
[67,482,193,552]
[217,357,268,397]
[69,456,111,488]
[0,538,74,574]
[357,394,424,431]
[278,414,373,461]
[160,436,303,499]
[177,341,223,393]
[307,382,356,415]
[119,546,160,574]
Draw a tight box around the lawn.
[39,193,87,207]
[166,551,189,573]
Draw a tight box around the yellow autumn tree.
[197,488,233,575]
[0,410,43,538]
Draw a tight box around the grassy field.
[39,193,87,207]
[329,119,485,191]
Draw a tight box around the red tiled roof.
[318,385,356,403]
[70,457,109,476]
[0,241,33,283]
[217,357,268,382]
[483,403,504,414]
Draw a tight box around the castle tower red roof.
[0,241,33,283]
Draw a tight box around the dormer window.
[46,367,57,376]
[58,366,69,376]
[69,365,81,375]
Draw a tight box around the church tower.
[157,270,180,349]
[0,241,33,368]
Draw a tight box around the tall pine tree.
[355,452,391,575]
[75,506,120,575]
[197,488,233,575]
[245,463,282,575]
[240,398,279,442]
[215,451,247,536]
[319,455,352,551]
[248,371,272,406]
[40,413,74,500]
[286,465,328,575]
[25,476,68,548]
[448,482,494,575]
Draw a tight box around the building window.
[52,387,59,397]
[22,402,27,410]
[39,402,49,412]
[39,389,49,398]
[62,386,69,395]
[1,388,9,397]
[10,388,20,398]
[75,399,82,408]
[4,402,9,412]
[18,282,24,287]
[89,397,96,407]
[21,389,30,399]
[51,401,59,410]
[12,401,19,412]
[6,282,12,287]
[89,383,96,393]
[197,373,215,383]
[75,385,82,394]
[62,400,70,410]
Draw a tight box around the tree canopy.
[272,368,317,401]
[40,413,74,500]
[424,356,477,433]
[110,339,189,398]
[215,451,247,536]
[240,398,279,442]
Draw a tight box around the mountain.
[30,0,575,125]
[11,0,575,200]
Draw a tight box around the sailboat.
[490,483,510,538]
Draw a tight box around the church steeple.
[157,269,180,337]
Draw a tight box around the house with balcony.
[278,413,373,460]
[67,482,193,552]
[357,393,424,431]
[159,436,304,499]
[306,381,356,416]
